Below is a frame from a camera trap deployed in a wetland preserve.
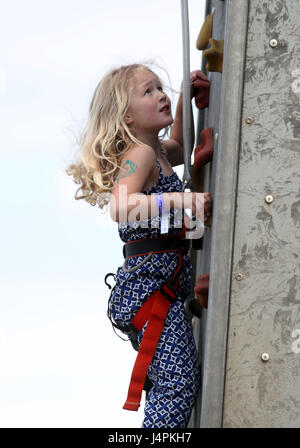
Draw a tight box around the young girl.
[66,63,212,428]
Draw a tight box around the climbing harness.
[105,272,132,342]
[122,252,153,273]
[121,232,190,411]
[105,228,191,411]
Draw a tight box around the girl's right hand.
[190,70,209,99]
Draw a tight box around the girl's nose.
[159,90,167,101]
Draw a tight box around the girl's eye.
[158,85,163,91]
[145,88,151,95]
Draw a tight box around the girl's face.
[126,69,173,137]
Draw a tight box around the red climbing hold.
[194,273,210,309]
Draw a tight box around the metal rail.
[180,0,192,188]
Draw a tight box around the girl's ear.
[125,114,133,125]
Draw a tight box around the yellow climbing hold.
[203,38,224,73]
[196,12,213,51]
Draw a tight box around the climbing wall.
[190,0,300,428]
[222,0,300,428]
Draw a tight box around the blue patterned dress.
[108,155,200,428]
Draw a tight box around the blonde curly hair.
[66,63,169,209]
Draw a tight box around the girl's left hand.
[190,70,208,98]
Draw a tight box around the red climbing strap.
[123,253,182,411]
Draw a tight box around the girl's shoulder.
[119,143,157,167]
[113,143,158,192]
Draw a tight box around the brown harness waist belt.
[123,236,190,258]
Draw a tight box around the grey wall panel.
[190,0,250,428]
[223,0,300,428]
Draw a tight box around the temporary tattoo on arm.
[116,159,138,183]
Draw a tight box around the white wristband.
[155,194,169,234]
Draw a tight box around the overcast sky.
[0,0,205,428]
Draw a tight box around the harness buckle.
[160,284,177,302]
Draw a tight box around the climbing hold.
[193,77,210,109]
[194,273,210,310]
[189,299,202,318]
[193,128,213,169]
[205,214,212,228]
[191,237,202,251]
[204,38,224,73]
[191,165,203,192]
[196,12,213,51]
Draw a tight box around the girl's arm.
[162,91,194,167]
[109,144,211,223]
[163,70,207,167]
[111,188,210,225]
[110,144,184,222]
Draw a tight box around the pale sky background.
[0,0,205,428]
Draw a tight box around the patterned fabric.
[138,300,199,428]
[108,152,200,428]
[118,159,186,243]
